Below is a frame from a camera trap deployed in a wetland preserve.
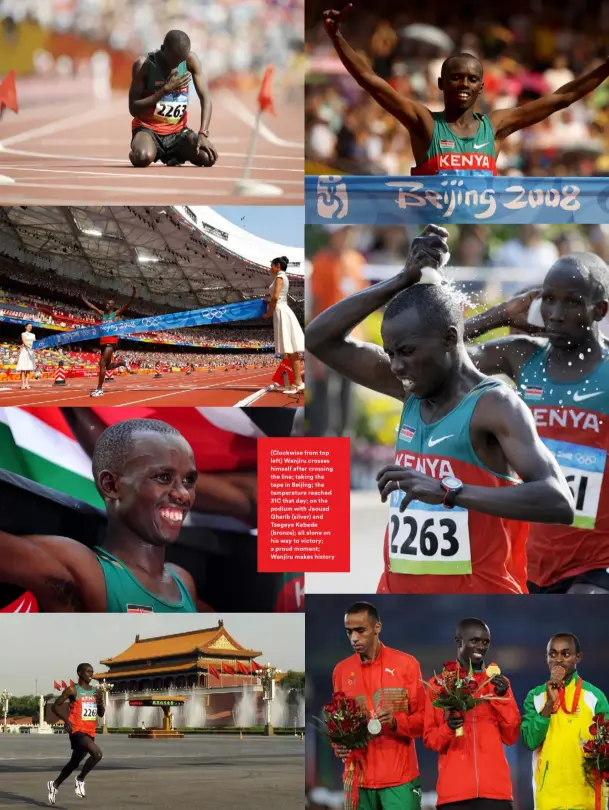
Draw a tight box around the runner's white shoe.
[90,389,104,397]
[75,777,86,798]
[47,781,57,805]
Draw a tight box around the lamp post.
[1,690,10,732]
[98,682,114,735]
[259,664,276,737]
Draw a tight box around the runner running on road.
[47,664,105,805]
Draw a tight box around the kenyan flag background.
[0,407,102,507]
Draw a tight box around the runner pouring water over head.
[306,225,574,594]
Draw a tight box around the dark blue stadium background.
[306,595,609,810]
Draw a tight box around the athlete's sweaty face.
[382,310,457,399]
[456,623,490,668]
[105,300,115,312]
[77,665,94,685]
[107,432,198,546]
[546,635,581,680]
[439,57,484,111]
[345,611,380,660]
[540,260,607,348]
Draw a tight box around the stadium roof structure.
[0,206,305,310]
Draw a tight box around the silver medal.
[367,717,382,736]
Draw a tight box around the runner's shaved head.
[164,30,191,58]
[441,53,483,79]
[456,617,489,639]
[92,418,182,487]
[546,253,609,303]
[383,284,464,338]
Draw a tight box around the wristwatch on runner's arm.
[199,129,210,138]
[441,476,463,508]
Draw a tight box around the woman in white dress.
[16,323,36,389]
[263,257,304,394]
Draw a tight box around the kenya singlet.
[131,53,189,136]
[411,112,497,176]
[94,547,197,613]
[518,345,609,586]
[68,684,98,737]
[378,379,528,594]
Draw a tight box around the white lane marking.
[0,147,301,164]
[0,191,304,204]
[116,371,273,407]
[0,103,124,147]
[218,92,303,149]
[234,386,276,406]
[0,164,302,178]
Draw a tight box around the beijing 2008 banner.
[305,175,609,225]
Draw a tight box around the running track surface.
[0,368,304,407]
[0,90,303,204]
[0,734,304,810]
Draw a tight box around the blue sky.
[212,206,304,247]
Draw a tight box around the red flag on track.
[53,681,61,691]
[257,66,276,116]
[272,357,294,386]
[0,71,18,114]
[61,680,68,689]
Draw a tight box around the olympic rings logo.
[575,453,597,466]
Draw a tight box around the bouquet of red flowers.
[314,691,370,750]
[582,714,609,810]
[314,692,370,810]
[423,661,507,737]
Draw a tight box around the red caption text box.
[258,437,350,573]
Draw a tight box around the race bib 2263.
[388,491,472,575]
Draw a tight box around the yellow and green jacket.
[521,672,609,810]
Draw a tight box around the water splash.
[436,274,479,311]
[234,688,258,727]
[271,688,288,727]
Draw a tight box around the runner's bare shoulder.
[131,56,149,80]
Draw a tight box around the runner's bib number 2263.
[81,700,97,721]
[542,437,606,529]
[388,491,472,575]
[154,95,188,124]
